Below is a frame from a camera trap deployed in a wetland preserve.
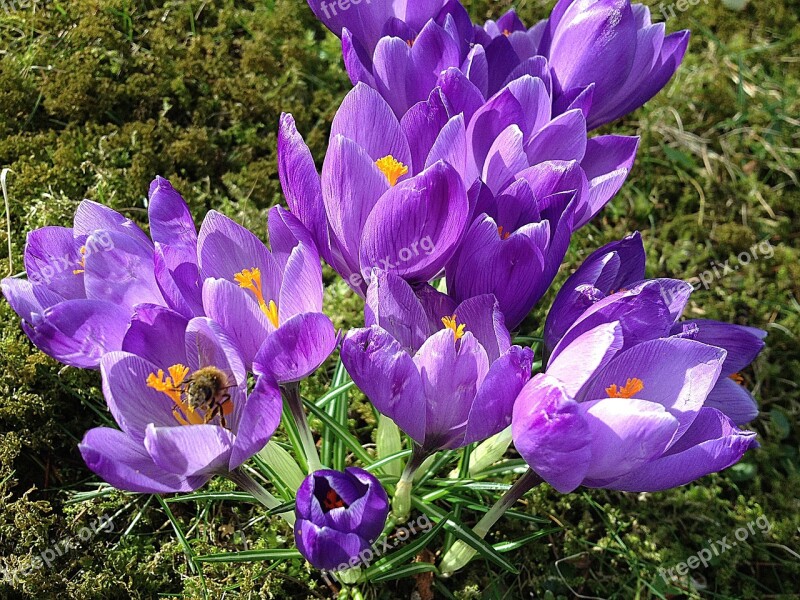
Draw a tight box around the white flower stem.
[282,382,324,474]
[228,468,295,526]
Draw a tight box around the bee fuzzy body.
[181,366,233,427]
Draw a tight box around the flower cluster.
[2,0,763,582]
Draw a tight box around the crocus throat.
[73,246,87,275]
[147,364,234,426]
[375,155,408,186]
[442,315,466,341]
[497,226,511,240]
[322,488,346,511]
[606,378,644,399]
[234,268,280,328]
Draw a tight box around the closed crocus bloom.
[513,289,759,493]
[278,84,470,295]
[342,288,533,452]
[544,232,646,350]
[294,467,389,572]
[197,206,337,381]
[1,177,199,368]
[79,316,282,493]
[446,167,577,330]
[539,0,690,129]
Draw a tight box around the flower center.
[72,246,87,275]
[234,268,280,328]
[322,488,347,511]
[605,377,644,399]
[441,314,466,341]
[375,155,409,186]
[147,364,234,427]
[497,226,511,240]
[502,29,511,37]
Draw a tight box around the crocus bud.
[294,468,389,572]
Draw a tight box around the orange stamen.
[606,378,645,399]
[146,364,205,426]
[234,268,280,328]
[441,315,466,341]
[375,155,409,186]
[729,373,745,385]
[498,226,511,240]
[73,246,87,275]
[323,488,346,510]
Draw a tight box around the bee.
[180,366,235,428]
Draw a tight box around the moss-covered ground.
[0,1,798,598]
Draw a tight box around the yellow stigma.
[375,155,409,186]
[73,246,87,275]
[441,315,466,341]
[497,226,511,240]
[146,364,204,426]
[234,268,280,328]
[606,378,644,399]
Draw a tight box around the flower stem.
[228,468,295,526]
[391,444,428,522]
[282,382,324,473]
[439,468,543,575]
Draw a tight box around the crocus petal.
[438,67,486,123]
[425,114,468,184]
[483,124,528,194]
[548,322,625,396]
[414,330,489,450]
[401,91,451,175]
[453,294,511,363]
[671,319,766,376]
[80,427,207,493]
[278,114,330,262]
[372,36,413,117]
[25,299,131,369]
[121,304,189,368]
[524,109,588,165]
[145,423,234,478]
[154,243,203,318]
[364,269,429,354]
[341,326,426,444]
[148,177,197,247]
[24,226,84,301]
[197,211,281,297]
[279,243,324,322]
[359,161,469,284]
[202,278,272,369]
[185,317,247,389]
[100,351,181,443]
[83,229,165,309]
[229,375,282,469]
[604,407,758,492]
[329,83,411,166]
[294,520,370,572]
[253,312,337,384]
[463,346,534,445]
[1,277,61,323]
[579,397,680,483]
[73,200,151,246]
[512,373,592,493]
[704,377,759,426]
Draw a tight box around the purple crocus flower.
[278,84,471,295]
[197,205,338,381]
[294,467,389,572]
[537,0,690,129]
[543,236,765,424]
[1,177,200,368]
[79,317,282,493]
[342,278,533,452]
[512,282,759,493]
